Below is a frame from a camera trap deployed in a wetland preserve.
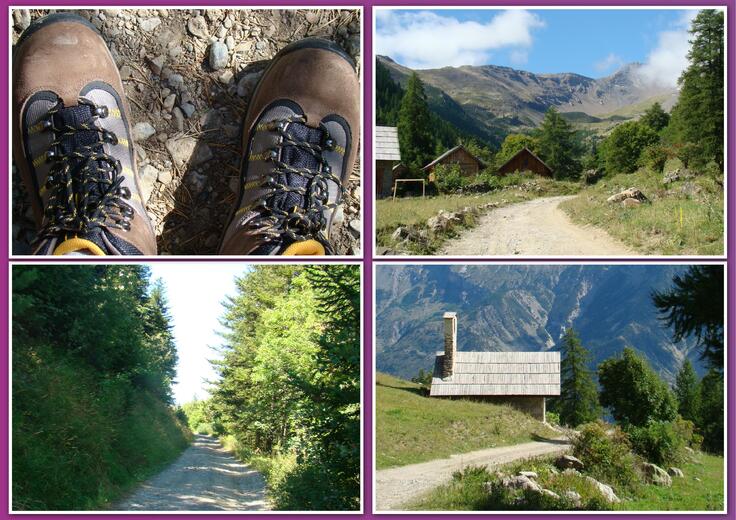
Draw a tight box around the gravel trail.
[439,195,634,256]
[375,438,570,511]
[113,434,269,511]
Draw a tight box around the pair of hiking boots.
[12,13,360,255]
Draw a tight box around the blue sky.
[375,8,703,85]
[148,263,250,405]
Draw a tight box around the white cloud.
[375,10,545,69]
[638,10,699,88]
[595,53,624,73]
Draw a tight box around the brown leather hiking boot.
[220,37,360,255]
[12,13,157,255]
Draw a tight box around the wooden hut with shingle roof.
[430,312,560,421]
[375,126,402,197]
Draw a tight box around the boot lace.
[246,116,341,252]
[38,97,133,239]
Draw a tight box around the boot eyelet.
[275,121,286,131]
[103,131,118,145]
[95,106,109,118]
[46,149,57,161]
[269,149,279,160]
[42,118,54,130]
[324,138,335,150]
[322,164,331,175]
[120,187,131,199]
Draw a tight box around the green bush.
[601,121,659,174]
[598,347,678,426]
[627,419,689,466]
[641,144,672,173]
[546,411,560,426]
[433,163,467,193]
[572,421,642,491]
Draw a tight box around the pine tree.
[640,102,670,132]
[397,72,434,172]
[697,369,724,453]
[536,107,582,179]
[652,265,724,370]
[674,359,699,421]
[668,10,724,168]
[558,328,600,427]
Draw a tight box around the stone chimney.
[442,312,457,379]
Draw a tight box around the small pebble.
[132,122,156,141]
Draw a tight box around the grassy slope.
[560,164,724,255]
[376,373,559,469]
[13,346,191,511]
[409,452,724,512]
[376,178,580,253]
[625,453,724,511]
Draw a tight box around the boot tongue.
[273,121,324,212]
[251,121,325,255]
[55,104,101,156]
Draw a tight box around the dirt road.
[375,438,570,511]
[439,195,633,256]
[113,434,269,511]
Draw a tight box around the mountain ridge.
[377,55,678,142]
[375,265,700,384]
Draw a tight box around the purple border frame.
[2,2,734,519]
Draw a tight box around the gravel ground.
[11,8,361,255]
[113,434,269,511]
[438,196,634,256]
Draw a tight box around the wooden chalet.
[430,312,561,422]
[423,145,484,182]
[375,126,402,197]
[497,147,553,177]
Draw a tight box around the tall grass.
[408,452,724,511]
[560,167,724,255]
[12,345,191,510]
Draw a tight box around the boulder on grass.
[500,475,542,493]
[621,197,641,208]
[607,187,649,204]
[643,463,672,487]
[391,227,408,242]
[554,454,585,471]
[518,471,538,479]
[668,467,684,478]
[584,476,620,503]
[562,490,582,508]
[539,488,560,500]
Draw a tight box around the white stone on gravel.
[180,102,196,118]
[209,41,228,70]
[139,164,159,202]
[163,93,177,111]
[187,15,209,39]
[132,122,156,141]
[168,74,184,90]
[13,9,31,31]
[165,137,213,168]
[139,17,161,32]
[149,55,165,75]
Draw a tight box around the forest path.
[113,434,269,511]
[439,195,634,256]
[375,438,570,511]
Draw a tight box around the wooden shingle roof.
[375,126,401,161]
[422,144,484,171]
[430,351,561,397]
